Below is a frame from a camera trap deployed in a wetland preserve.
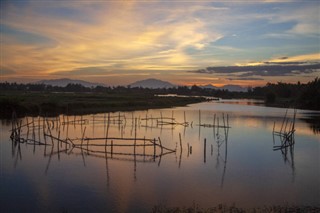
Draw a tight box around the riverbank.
[152,203,320,213]
[0,91,206,118]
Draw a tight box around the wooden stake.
[134,118,137,156]
[204,138,206,163]
[153,138,156,161]
[143,137,146,157]
[179,133,182,152]
[158,137,164,155]
[111,140,113,158]
[280,109,288,133]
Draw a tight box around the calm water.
[1,100,319,212]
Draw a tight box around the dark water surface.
[1,101,319,212]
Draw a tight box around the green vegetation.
[152,203,320,213]
[1,78,319,118]
[0,90,205,118]
[247,78,320,110]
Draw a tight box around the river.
[1,100,319,212]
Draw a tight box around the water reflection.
[272,109,296,181]
[213,116,229,188]
[10,114,178,184]
[191,100,320,135]
[3,101,320,211]
[10,111,234,192]
[299,113,320,134]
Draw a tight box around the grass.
[151,203,320,213]
[0,91,206,118]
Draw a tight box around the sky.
[1,0,319,87]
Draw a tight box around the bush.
[265,92,276,103]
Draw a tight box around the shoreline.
[1,91,319,119]
[0,91,206,119]
[152,203,320,213]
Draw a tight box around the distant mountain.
[202,84,218,90]
[129,78,176,89]
[200,84,246,92]
[221,84,247,92]
[36,78,105,88]
[129,79,246,91]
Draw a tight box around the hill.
[201,84,246,92]
[220,84,247,92]
[129,78,246,91]
[36,78,105,88]
[129,78,176,89]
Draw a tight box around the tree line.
[1,77,319,110]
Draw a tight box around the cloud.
[268,53,320,63]
[227,77,264,81]
[0,66,16,75]
[196,65,314,75]
[191,53,320,77]
[1,0,318,85]
[193,63,319,77]
[267,2,320,36]
[51,66,112,76]
[1,1,223,78]
[239,64,319,77]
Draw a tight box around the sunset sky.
[1,0,319,87]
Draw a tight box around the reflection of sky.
[1,103,319,211]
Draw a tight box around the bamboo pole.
[204,138,206,163]
[273,121,276,133]
[82,137,154,142]
[178,145,182,168]
[280,109,288,133]
[45,119,53,145]
[222,113,227,137]
[179,133,182,152]
[57,124,61,160]
[44,133,70,145]
[105,113,110,152]
[143,137,146,157]
[227,114,229,129]
[284,117,289,134]
[134,118,137,157]
[81,126,87,147]
[158,137,164,155]
[111,140,113,158]
[11,111,15,136]
[153,138,156,161]
[198,112,201,140]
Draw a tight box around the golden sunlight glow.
[1,3,210,81]
[1,1,319,86]
[270,53,320,63]
[237,52,320,66]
